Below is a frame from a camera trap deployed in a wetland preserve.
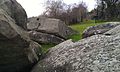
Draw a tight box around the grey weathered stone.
[27,17,77,39]
[0,0,27,29]
[31,32,120,72]
[0,2,41,72]
[82,22,120,38]
[104,25,120,35]
[29,31,65,44]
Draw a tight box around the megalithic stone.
[0,1,42,72]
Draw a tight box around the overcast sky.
[16,0,96,17]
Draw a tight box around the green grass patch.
[41,43,56,53]
[67,34,80,42]
[69,20,105,41]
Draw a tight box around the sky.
[16,0,96,17]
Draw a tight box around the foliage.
[95,0,120,21]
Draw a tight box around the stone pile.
[32,23,120,72]
[27,17,77,44]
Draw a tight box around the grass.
[68,20,105,41]
[41,43,56,53]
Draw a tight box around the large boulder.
[29,31,65,44]
[31,32,120,72]
[27,17,76,39]
[104,25,120,35]
[0,1,41,72]
[0,0,27,29]
[82,22,120,38]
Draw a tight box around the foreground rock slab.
[31,32,120,72]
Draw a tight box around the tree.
[96,0,120,21]
[43,0,88,24]
[44,0,65,18]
